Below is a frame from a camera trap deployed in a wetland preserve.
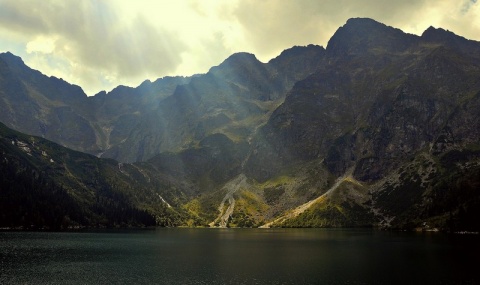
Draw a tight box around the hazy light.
[0,0,479,95]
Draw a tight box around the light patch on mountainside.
[209,174,248,228]
[260,171,365,228]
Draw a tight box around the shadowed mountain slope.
[1,18,480,230]
[0,45,325,162]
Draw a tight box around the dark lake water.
[0,228,478,284]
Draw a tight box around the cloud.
[232,0,480,60]
[26,35,56,54]
[0,0,479,95]
[0,0,187,94]
[231,0,422,59]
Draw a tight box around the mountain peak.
[422,26,457,40]
[421,25,480,56]
[271,44,324,61]
[223,52,259,64]
[326,18,417,56]
[209,52,263,75]
[345,17,383,26]
[0,51,23,60]
[340,17,394,35]
[421,25,470,44]
[0,51,26,70]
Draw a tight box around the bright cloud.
[0,0,479,95]
[26,35,57,54]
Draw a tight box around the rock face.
[243,18,480,230]
[98,47,325,162]
[1,18,480,230]
[0,45,324,162]
[0,52,95,153]
[247,18,480,179]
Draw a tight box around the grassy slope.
[0,122,185,229]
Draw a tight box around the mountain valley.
[1,18,480,231]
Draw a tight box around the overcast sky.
[1,0,479,95]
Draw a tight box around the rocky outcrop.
[1,18,480,230]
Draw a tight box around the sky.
[0,0,479,96]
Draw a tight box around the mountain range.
[1,18,479,231]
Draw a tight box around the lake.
[0,228,478,284]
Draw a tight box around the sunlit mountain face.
[1,18,480,231]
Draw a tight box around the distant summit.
[421,25,480,57]
[326,17,417,55]
[1,18,480,230]
[0,51,25,66]
[422,26,465,42]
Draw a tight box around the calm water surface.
[0,228,478,284]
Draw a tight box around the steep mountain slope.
[0,45,324,163]
[0,51,192,157]
[1,18,480,231]
[0,122,187,229]
[0,52,96,153]
[89,76,191,153]
[100,47,325,162]
[244,18,480,230]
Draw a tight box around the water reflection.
[0,229,478,284]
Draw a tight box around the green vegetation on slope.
[0,122,185,229]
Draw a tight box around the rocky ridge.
[1,18,479,230]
